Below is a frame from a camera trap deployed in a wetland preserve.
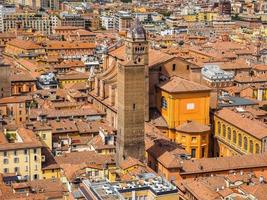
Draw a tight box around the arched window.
[222,124,226,138]
[249,140,254,153]
[238,134,242,147]
[217,121,221,136]
[244,137,248,151]
[233,130,237,144]
[256,144,260,154]
[161,96,167,109]
[227,127,231,141]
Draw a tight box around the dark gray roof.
[218,95,257,108]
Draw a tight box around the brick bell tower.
[116,19,148,165]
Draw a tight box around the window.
[19,110,22,115]
[35,165,38,171]
[217,121,221,136]
[186,103,195,110]
[25,156,28,162]
[227,127,231,141]
[95,171,99,176]
[161,96,167,109]
[4,168,8,173]
[222,124,226,138]
[42,134,46,140]
[133,104,136,110]
[33,149,37,154]
[3,151,7,157]
[24,149,28,155]
[3,158,8,164]
[34,155,38,161]
[187,65,190,70]
[244,137,248,151]
[33,174,38,180]
[172,64,176,71]
[14,158,19,163]
[25,166,28,172]
[14,167,19,173]
[201,147,205,158]
[256,144,260,154]
[233,131,237,144]
[191,137,197,143]
[14,151,17,156]
[249,140,254,153]
[191,149,196,158]
[238,134,242,147]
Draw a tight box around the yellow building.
[41,148,61,180]
[214,108,266,157]
[34,126,52,150]
[57,71,89,88]
[176,121,210,158]
[183,11,218,22]
[156,76,211,158]
[0,127,43,180]
[42,168,61,180]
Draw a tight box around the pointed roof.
[158,76,211,93]
[126,18,146,40]
[176,121,210,133]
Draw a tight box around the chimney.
[259,176,264,184]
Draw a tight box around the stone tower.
[0,60,11,98]
[116,19,148,165]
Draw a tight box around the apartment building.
[101,15,114,30]
[0,4,16,32]
[0,96,32,124]
[0,127,43,181]
[59,13,85,28]
[40,0,59,10]
[114,11,132,33]
[3,12,52,34]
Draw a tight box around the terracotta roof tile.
[158,76,211,93]
[176,120,210,133]
[7,39,41,50]
[215,108,267,139]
